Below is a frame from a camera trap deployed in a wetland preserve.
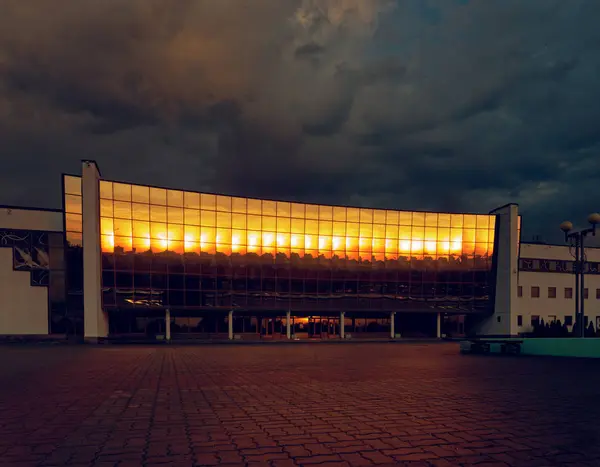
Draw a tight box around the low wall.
[521,338,600,358]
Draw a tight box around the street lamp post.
[560,213,600,337]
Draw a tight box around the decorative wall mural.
[0,229,54,287]
[519,257,600,274]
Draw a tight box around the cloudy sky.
[1,0,599,241]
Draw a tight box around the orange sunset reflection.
[94,181,496,259]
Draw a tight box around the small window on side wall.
[565,287,573,299]
[531,286,540,298]
[517,286,523,297]
[517,315,523,326]
[548,287,556,298]
[584,288,589,299]
[531,315,540,327]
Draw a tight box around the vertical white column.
[286,311,291,339]
[165,309,171,342]
[339,311,345,339]
[228,310,233,340]
[436,313,441,338]
[390,312,395,339]
[473,203,519,336]
[82,160,108,342]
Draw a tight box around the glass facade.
[59,178,496,313]
[63,176,85,329]
[64,175,83,246]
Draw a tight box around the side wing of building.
[516,243,600,333]
[0,207,65,335]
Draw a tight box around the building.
[516,243,600,334]
[0,206,64,335]
[1,160,595,341]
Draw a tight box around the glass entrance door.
[307,317,339,338]
[260,317,275,337]
[307,317,320,338]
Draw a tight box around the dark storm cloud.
[294,42,325,59]
[1,0,600,241]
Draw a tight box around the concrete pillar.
[228,310,233,340]
[286,311,291,339]
[165,309,171,342]
[339,311,345,339]
[390,312,396,339]
[472,203,519,336]
[82,160,109,342]
[436,313,441,338]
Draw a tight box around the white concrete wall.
[0,208,61,335]
[472,204,519,336]
[0,249,49,334]
[517,243,600,334]
[0,207,62,232]
[82,161,108,340]
[521,243,600,262]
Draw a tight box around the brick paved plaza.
[1,343,600,467]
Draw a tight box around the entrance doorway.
[258,316,287,339]
[307,317,339,338]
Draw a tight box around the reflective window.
[63,175,82,246]
[94,181,497,312]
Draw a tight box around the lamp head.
[588,213,600,226]
[559,221,573,233]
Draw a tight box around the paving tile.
[360,451,395,464]
[1,343,600,467]
[284,445,312,457]
[392,452,436,462]
[295,454,344,464]
[270,460,298,467]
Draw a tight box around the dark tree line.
[531,318,598,338]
